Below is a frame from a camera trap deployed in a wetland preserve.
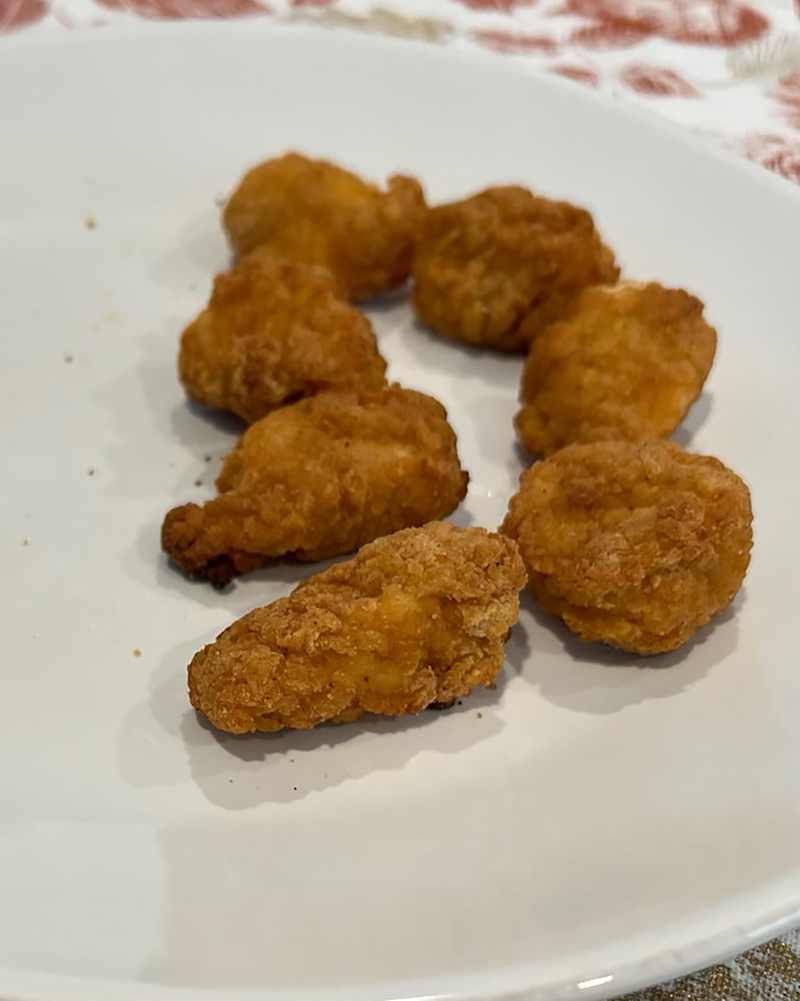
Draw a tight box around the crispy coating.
[188,522,527,734]
[515,282,717,455]
[223,152,427,301]
[162,385,470,586]
[178,253,387,423]
[501,440,752,654]
[412,185,618,352]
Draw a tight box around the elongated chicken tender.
[178,253,387,423]
[501,440,752,655]
[162,386,469,586]
[188,522,527,734]
[412,185,618,352]
[515,282,717,455]
[223,152,427,301]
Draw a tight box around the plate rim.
[7,16,800,209]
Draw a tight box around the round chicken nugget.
[178,253,387,423]
[515,282,717,455]
[412,185,618,352]
[223,152,426,301]
[501,440,752,654]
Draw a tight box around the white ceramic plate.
[2,22,799,1001]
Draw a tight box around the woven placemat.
[624,934,800,999]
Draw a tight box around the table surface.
[3,1,799,998]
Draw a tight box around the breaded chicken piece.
[188,522,527,734]
[162,386,469,586]
[223,152,427,301]
[501,440,752,655]
[412,185,618,352]
[515,282,717,455]
[178,253,387,423]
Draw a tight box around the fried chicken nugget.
[515,282,717,455]
[162,385,469,586]
[501,440,752,655]
[188,522,527,734]
[412,185,618,352]
[223,152,427,301]
[178,253,387,423]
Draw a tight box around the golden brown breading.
[412,185,618,352]
[222,152,427,301]
[178,253,387,423]
[162,385,469,586]
[501,440,752,655]
[515,282,717,455]
[188,522,527,734]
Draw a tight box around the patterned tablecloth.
[3,0,799,998]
